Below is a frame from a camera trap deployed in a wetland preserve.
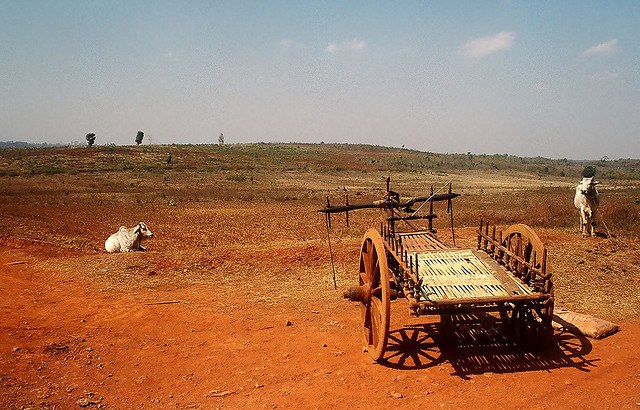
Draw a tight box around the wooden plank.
[402,243,545,306]
[415,249,516,302]
[472,250,532,295]
[415,292,548,308]
[398,232,444,252]
[397,232,448,251]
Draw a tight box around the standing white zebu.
[574,177,599,238]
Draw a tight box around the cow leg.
[580,208,588,238]
[578,215,583,235]
[584,209,595,238]
[590,217,597,237]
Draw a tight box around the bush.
[581,165,597,178]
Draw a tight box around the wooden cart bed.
[412,249,533,302]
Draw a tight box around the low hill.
[0,143,638,181]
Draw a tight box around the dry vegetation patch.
[1,143,639,320]
[1,144,640,409]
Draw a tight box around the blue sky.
[1,1,638,159]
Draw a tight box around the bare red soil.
[2,237,638,409]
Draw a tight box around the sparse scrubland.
[1,143,638,234]
[1,144,639,409]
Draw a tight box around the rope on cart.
[410,179,453,217]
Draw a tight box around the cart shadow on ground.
[380,312,597,378]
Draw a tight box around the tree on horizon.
[135,131,144,145]
[85,133,96,147]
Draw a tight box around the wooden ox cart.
[320,179,554,361]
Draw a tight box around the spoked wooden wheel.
[499,304,527,341]
[500,300,554,344]
[527,283,555,341]
[500,224,554,343]
[502,224,545,273]
[357,229,391,361]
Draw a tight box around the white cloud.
[591,71,620,82]
[326,38,367,53]
[460,31,515,58]
[279,39,294,48]
[582,39,618,56]
[163,50,177,62]
[279,39,305,49]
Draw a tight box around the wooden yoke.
[319,178,460,238]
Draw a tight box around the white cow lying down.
[105,222,154,253]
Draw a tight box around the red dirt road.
[1,245,638,410]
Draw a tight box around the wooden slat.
[472,250,533,295]
[415,292,548,309]
[397,232,447,252]
[413,249,533,302]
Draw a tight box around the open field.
[1,144,639,409]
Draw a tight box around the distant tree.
[218,133,224,145]
[85,133,96,147]
[136,131,144,145]
[581,165,597,178]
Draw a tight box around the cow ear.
[134,224,141,234]
[594,180,600,185]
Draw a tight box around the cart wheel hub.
[343,284,371,303]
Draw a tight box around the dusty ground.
[1,239,639,410]
[1,147,639,409]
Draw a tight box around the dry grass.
[0,143,639,322]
